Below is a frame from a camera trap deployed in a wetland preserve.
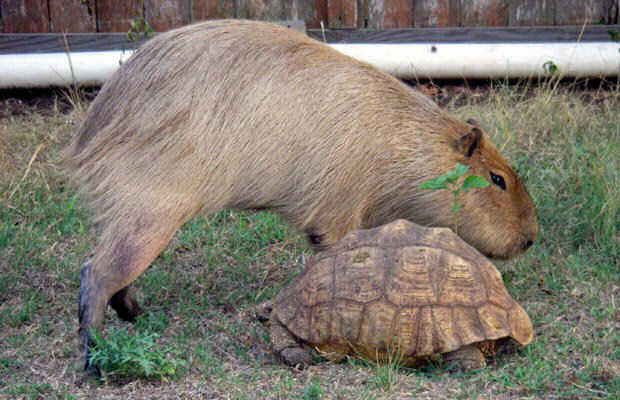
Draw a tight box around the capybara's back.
[65,20,537,375]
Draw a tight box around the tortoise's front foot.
[443,344,486,372]
[280,346,314,368]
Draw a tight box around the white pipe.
[0,42,618,89]
[0,50,133,89]
[330,42,619,79]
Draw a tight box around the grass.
[0,82,618,399]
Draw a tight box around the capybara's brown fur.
[64,20,537,374]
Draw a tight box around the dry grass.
[0,82,618,399]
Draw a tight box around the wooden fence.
[1,0,618,33]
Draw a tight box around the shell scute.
[437,253,488,306]
[333,246,386,303]
[331,299,365,346]
[356,300,398,352]
[385,246,437,306]
[309,303,333,343]
[452,306,487,346]
[297,256,335,306]
[432,305,462,353]
[477,303,510,339]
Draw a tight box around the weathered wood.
[507,0,554,26]
[236,0,284,20]
[97,0,142,32]
[413,0,460,27]
[0,0,49,33]
[600,0,618,24]
[49,0,96,33]
[306,25,619,43]
[365,0,412,29]
[3,25,616,56]
[328,0,358,29]
[283,0,328,28]
[145,0,191,31]
[461,0,507,27]
[191,0,234,21]
[554,0,608,25]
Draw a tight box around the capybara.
[64,19,537,375]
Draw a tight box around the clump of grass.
[302,377,323,400]
[88,326,185,381]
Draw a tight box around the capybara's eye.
[490,172,506,190]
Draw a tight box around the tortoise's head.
[255,301,274,326]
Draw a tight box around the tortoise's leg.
[108,285,143,322]
[269,319,313,367]
[442,344,486,371]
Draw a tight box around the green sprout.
[543,60,559,76]
[419,164,489,235]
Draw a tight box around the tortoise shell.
[273,219,533,362]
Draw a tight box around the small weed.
[302,377,323,400]
[88,326,184,381]
[127,0,154,48]
[419,163,489,234]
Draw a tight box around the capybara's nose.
[523,239,534,251]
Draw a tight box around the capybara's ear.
[466,118,479,127]
[456,127,482,158]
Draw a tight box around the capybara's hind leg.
[78,218,181,376]
[109,285,143,322]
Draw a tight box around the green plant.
[88,326,184,381]
[302,377,323,400]
[419,164,489,234]
[127,0,154,48]
[543,60,559,76]
[370,350,403,392]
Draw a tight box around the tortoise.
[256,219,533,371]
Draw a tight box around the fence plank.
[282,0,327,28]
[1,0,49,33]
[306,25,619,43]
[413,0,460,27]
[365,0,412,29]
[49,0,96,32]
[97,0,142,32]
[3,26,614,55]
[145,0,191,31]
[461,0,507,26]
[555,0,608,25]
[507,0,554,26]
[328,0,358,29]
[191,0,234,21]
[601,0,618,24]
[236,0,284,20]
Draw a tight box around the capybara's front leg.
[78,260,107,376]
[78,218,181,376]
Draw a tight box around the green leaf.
[419,176,448,190]
[454,164,469,176]
[461,175,489,192]
[444,164,469,183]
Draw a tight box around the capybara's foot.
[109,285,144,322]
[84,358,102,377]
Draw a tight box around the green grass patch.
[1,85,618,398]
[88,326,185,381]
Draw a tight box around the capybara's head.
[423,119,538,259]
